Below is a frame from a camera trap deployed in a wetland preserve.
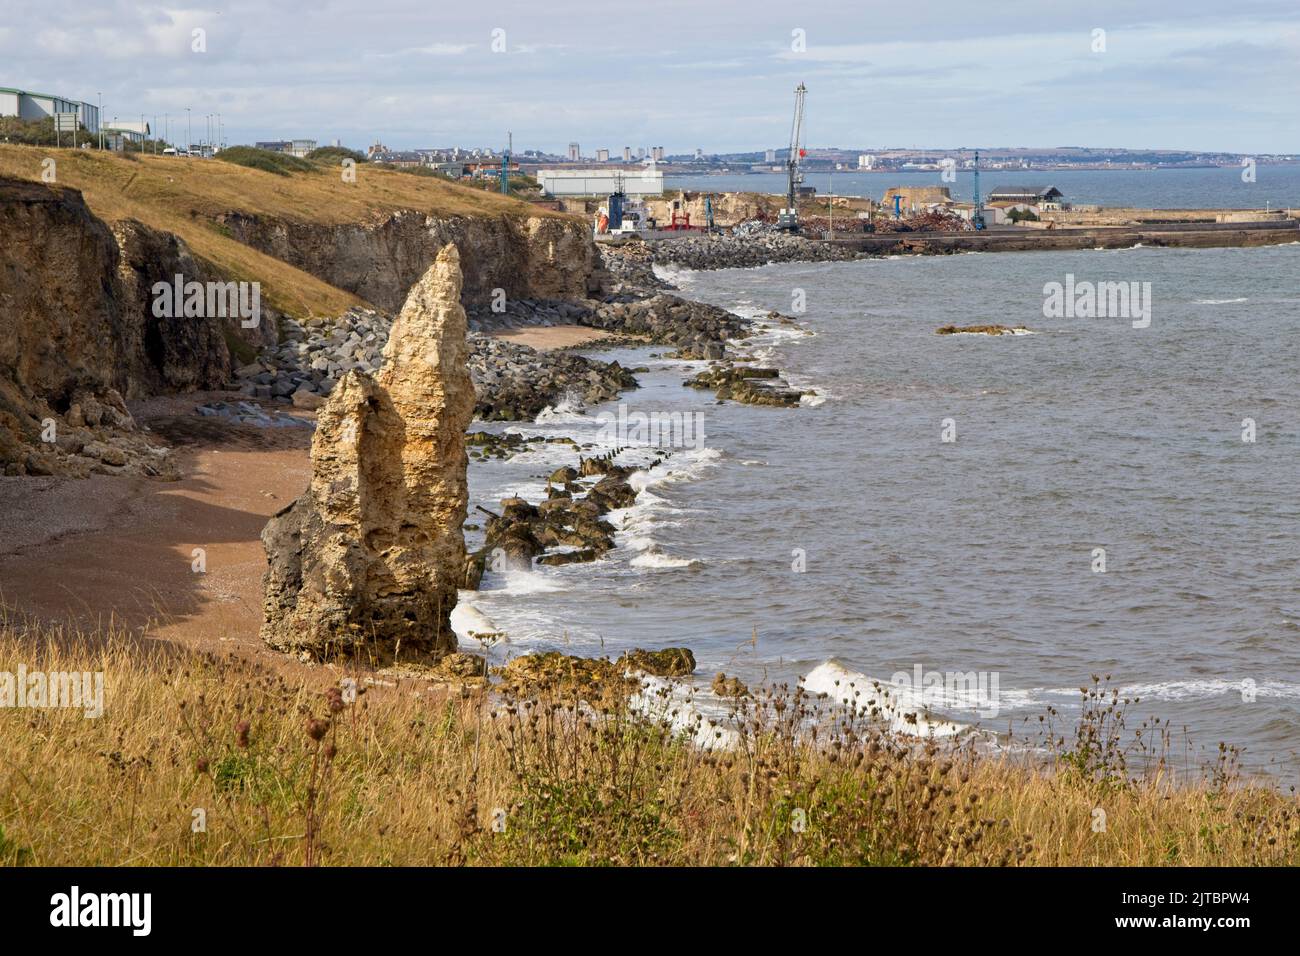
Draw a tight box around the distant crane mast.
[500,131,512,194]
[778,82,807,232]
[972,149,986,230]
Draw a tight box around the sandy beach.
[0,393,316,674]
[487,323,615,350]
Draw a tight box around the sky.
[2,0,1298,154]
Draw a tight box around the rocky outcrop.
[112,219,275,393]
[581,292,749,353]
[935,324,1030,336]
[260,246,474,662]
[464,454,642,583]
[494,646,696,697]
[686,363,807,407]
[216,210,604,311]
[468,336,636,420]
[0,177,250,476]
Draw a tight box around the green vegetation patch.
[216,146,316,177]
[307,146,368,165]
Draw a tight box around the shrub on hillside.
[307,146,367,165]
[0,116,89,147]
[215,146,316,176]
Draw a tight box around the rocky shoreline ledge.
[596,230,866,274]
[233,306,640,421]
[231,241,802,422]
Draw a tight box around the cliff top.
[0,145,574,319]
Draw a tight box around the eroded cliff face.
[260,246,474,662]
[216,210,601,311]
[0,177,255,476]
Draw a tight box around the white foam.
[801,660,965,738]
[534,402,592,425]
[1117,678,1300,702]
[1192,298,1248,305]
[629,550,697,570]
[450,602,507,645]
[652,263,697,287]
[477,479,551,504]
[479,567,567,596]
[629,447,723,491]
[628,674,739,749]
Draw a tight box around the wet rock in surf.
[686,363,806,407]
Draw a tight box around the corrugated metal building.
[537,168,663,197]
[103,119,150,143]
[0,87,100,133]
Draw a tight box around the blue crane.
[500,131,511,195]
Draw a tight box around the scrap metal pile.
[874,210,973,233]
[730,208,971,237]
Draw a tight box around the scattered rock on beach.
[235,305,638,423]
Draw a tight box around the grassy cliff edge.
[1,621,1295,866]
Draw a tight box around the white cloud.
[375,42,474,58]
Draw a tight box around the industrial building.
[881,185,953,213]
[256,139,317,158]
[102,120,150,143]
[0,87,100,133]
[537,168,663,197]
[988,185,1065,209]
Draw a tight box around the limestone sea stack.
[260,245,474,661]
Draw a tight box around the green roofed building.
[0,87,100,133]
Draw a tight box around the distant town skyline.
[3,0,1298,155]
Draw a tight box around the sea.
[666,164,1300,211]
[460,173,1300,778]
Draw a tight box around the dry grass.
[1,621,1296,866]
[0,144,568,319]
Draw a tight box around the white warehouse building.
[537,168,663,197]
[102,119,151,143]
[0,87,100,133]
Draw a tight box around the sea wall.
[831,220,1300,256]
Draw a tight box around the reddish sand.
[488,323,614,351]
[0,393,327,677]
